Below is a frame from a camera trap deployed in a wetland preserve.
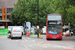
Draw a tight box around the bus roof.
[47,14,62,16]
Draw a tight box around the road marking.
[16,40,18,41]
[39,42,51,44]
[32,40,35,42]
[65,48,75,50]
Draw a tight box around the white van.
[8,26,24,35]
[8,27,22,39]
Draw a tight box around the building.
[0,0,18,28]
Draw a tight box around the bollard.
[39,33,41,37]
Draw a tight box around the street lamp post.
[37,0,39,25]
[37,0,39,38]
[68,23,71,36]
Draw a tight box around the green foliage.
[10,0,75,28]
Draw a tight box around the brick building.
[0,0,18,28]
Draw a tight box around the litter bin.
[39,33,41,37]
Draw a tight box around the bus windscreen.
[47,25,61,34]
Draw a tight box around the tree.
[50,0,75,28]
[10,0,75,29]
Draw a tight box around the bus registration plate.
[53,38,56,39]
[13,34,16,35]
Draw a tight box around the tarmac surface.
[0,35,75,50]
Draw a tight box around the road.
[0,35,75,50]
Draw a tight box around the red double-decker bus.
[46,14,63,40]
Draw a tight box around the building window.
[0,2,5,7]
[0,9,2,13]
[7,8,13,13]
[0,23,2,26]
[7,15,10,20]
[0,16,2,20]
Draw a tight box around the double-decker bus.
[46,14,63,40]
